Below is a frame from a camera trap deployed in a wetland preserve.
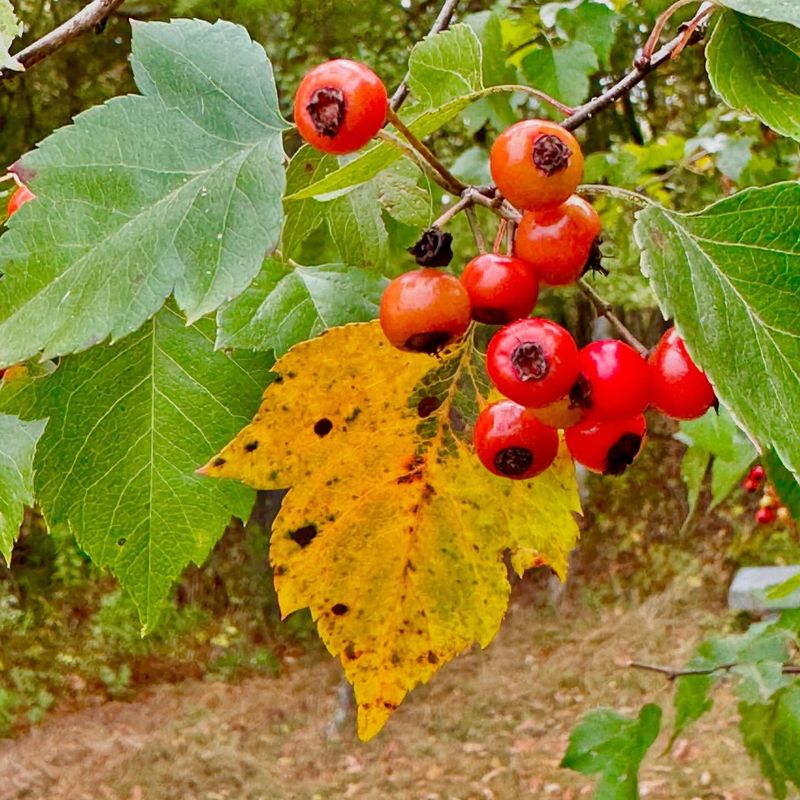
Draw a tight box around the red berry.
[460,254,539,325]
[569,340,651,422]
[755,507,775,525]
[648,327,716,420]
[514,196,601,286]
[565,414,647,476]
[474,400,559,480]
[7,184,35,218]
[749,465,765,483]
[294,59,387,154]
[380,268,471,353]
[490,120,584,211]
[486,318,580,408]
[742,478,759,493]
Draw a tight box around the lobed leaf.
[201,322,580,740]
[0,0,21,70]
[0,19,287,366]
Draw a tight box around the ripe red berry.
[565,414,647,476]
[460,254,539,325]
[749,465,766,483]
[380,268,471,353]
[6,184,35,218]
[486,318,579,408]
[648,327,716,420]
[474,400,559,480]
[755,506,775,525]
[514,195,601,286]
[294,59,387,154]
[490,120,584,211]
[569,340,651,422]
[742,478,759,493]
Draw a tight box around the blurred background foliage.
[0,0,798,735]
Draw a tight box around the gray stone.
[728,566,800,611]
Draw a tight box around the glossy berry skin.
[487,318,579,409]
[742,478,759,493]
[755,506,776,525]
[490,120,584,211]
[6,184,35,218]
[460,254,539,325]
[749,465,766,483]
[565,414,647,476]
[380,268,471,354]
[294,59,388,154]
[514,196,601,286]
[570,340,651,422]
[474,400,559,480]
[649,327,716,420]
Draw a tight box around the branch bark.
[629,661,800,681]
[1,0,126,83]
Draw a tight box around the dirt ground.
[0,583,775,800]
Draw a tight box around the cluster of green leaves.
[565,612,800,799]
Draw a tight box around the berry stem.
[386,107,467,195]
[578,279,650,357]
[464,206,487,254]
[432,193,474,230]
[376,129,456,195]
[640,0,701,65]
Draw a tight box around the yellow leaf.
[201,321,580,740]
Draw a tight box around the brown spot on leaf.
[331,603,349,616]
[244,441,259,452]
[212,457,226,467]
[314,417,333,437]
[289,524,318,548]
[417,395,441,418]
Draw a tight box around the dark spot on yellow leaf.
[449,406,467,434]
[286,371,297,379]
[345,407,362,424]
[274,565,286,576]
[383,701,398,710]
[289,524,317,548]
[244,441,259,452]
[332,603,349,616]
[344,643,361,660]
[422,483,435,501]
[417,396,441,418]
[427,650,439,664]
[314,418,333,437]
[212,457,226,467]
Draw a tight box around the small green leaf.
[734,661,793,704]
[717,1,800,27]
[408,24,483,109]
[0,414,46,563]
[0,19,287,366]
[561,704,661,800]
[739,699,788,799]
[635,183,800,482]
[557,1,620,67]
[1,307,272,631]
[378,161,433,228]
[673,674,716,742]
[522,41,598,107]
[680,445,710,520]
[0,0,21,70]
[707,12,800,141]
[216,259,386,357]
[328,182,388,268]
[774,686,800,787]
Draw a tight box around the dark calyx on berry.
[581,238,609,277]
[605,433,642,476]
[408,226,454,267]
[405,331,453,354]
[307,87,346,138]
[532,134,572,176]
[494,446,534,476]
[569,374,592,409]
[511,342,549,382]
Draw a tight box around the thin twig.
[562,2,716,131]
[376,129,454,194]
[641,0,700,63]
[464,206,487,254]
[579,184,651,208]
[1,0,127,83]
[432,193,473,229]
[390,0,461,112]
[578,279,650,356]
[629,661,800,681]
[386,107,466,194]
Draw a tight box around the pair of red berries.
[476,321,716,480]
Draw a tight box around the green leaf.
[0,414,46,563]
[764,447,800,521]
[673,674,716,742]
[1,307,272,631]
[408,24,483,109]
[561,704,661,800]
[216,260,386,357]
[0,0,21,70]
[739,699,788,799]
[282,146,336,260]
[680,445,710,520]
[327,181,388,267]
[774,686,800,787]
[734,661,793,704]
[377,161,433,228]
[635,183,800,482]
[0,19,287,367]
[707,12,800,141]
[557,1,620,68]
[717,1,800,27]
[522,41,598,108]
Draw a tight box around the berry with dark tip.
[565,414,647,476]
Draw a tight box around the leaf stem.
[579,184,652,208]
[578,279,650,357]
[376,129,455,195]
[641,0,701,64]
[628,660,800,681]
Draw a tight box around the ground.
[0,581,774,800]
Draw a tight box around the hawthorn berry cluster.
[292,59,718,481]
[742,466,793,526]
